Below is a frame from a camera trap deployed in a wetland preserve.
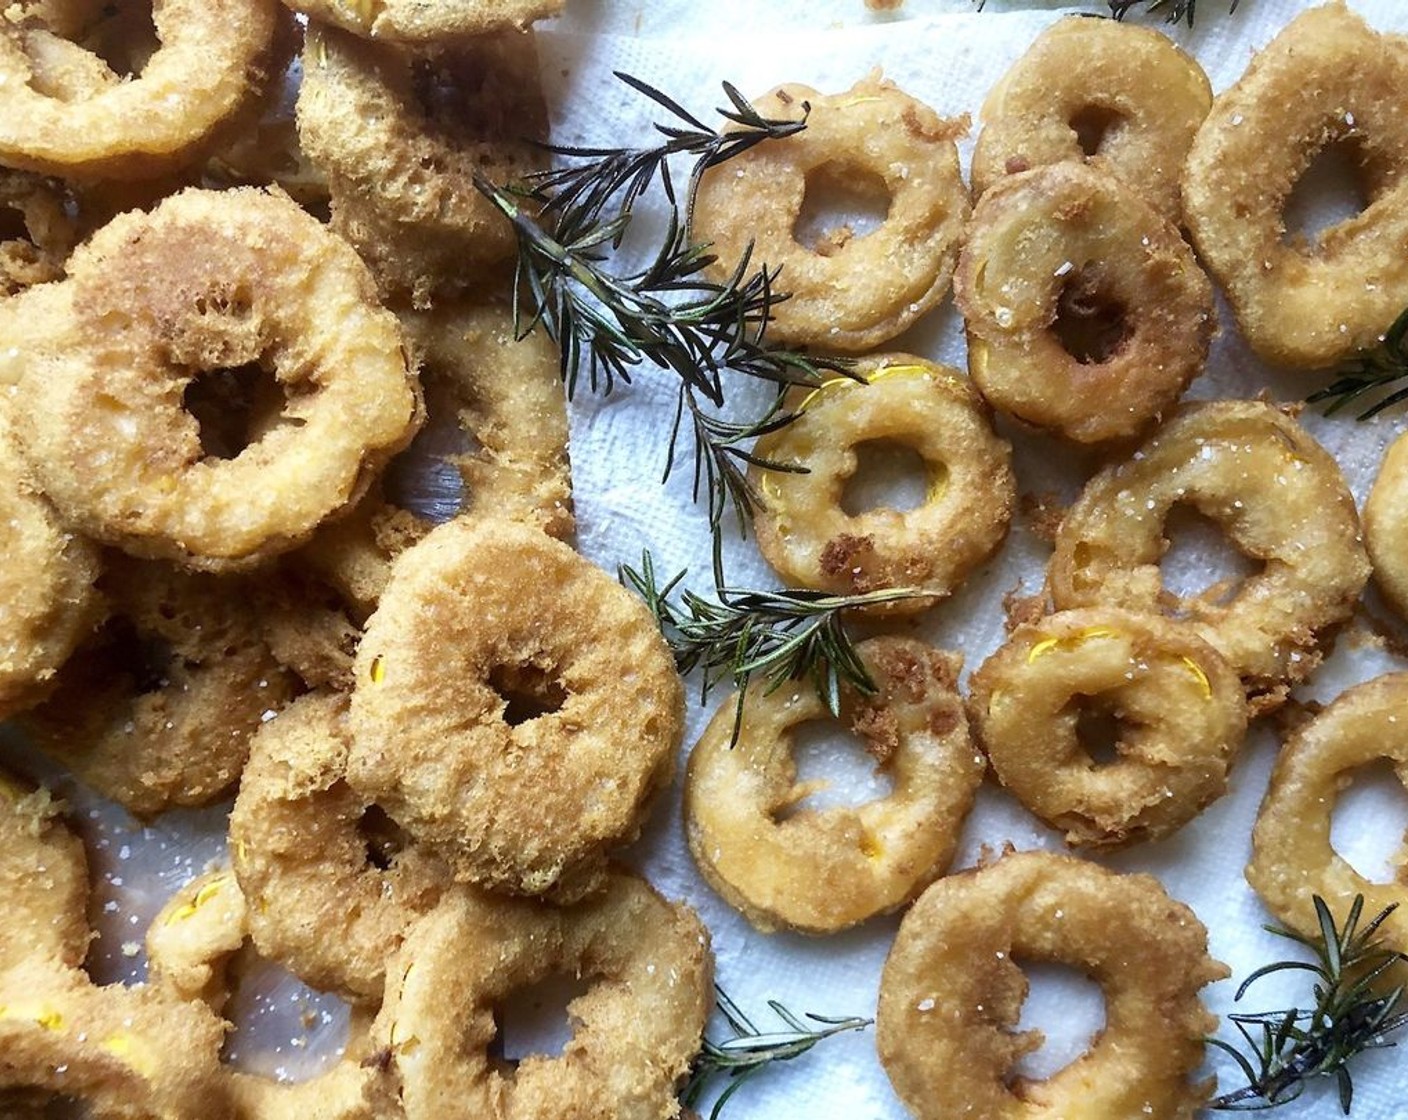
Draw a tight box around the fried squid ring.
[282,0,561,42]
[0,956,230,1118]
[1048,401,1369,711]
[20,554,296,818]
[231,693,451,1003]
[16,187,422,570]
[299,25,547,307]
[1247,672,1408,959]
[0,402,102,720]
[691,72,969,353]
[1362,429,1408,620]
[366,872,711,1120]
[955,163,1214,444]
[0,170,75,299]
[876,850,1226,1120]
[750,355,1014,612]
[0,774,89,972]
[145,870,383,1120]
[0,0,287,179]
[347,518,683,900]
[970,16,1211,222]
[1182,4,1408,368]
[685,637,981,934]
[968,610,1246,848]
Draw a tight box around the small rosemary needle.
[681,986,873,1120]
[1307,305,1408,419]
[1207,895,1408,1113]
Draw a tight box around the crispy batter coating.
[366,873,712,1120]
[968,609,1247,848]
[685,637,981,934]
[0,401,102,719]
[1247,672,1408,963]
[0,956,231,1118]
[971,15,1211,221]
[750,355,1014,612]
[283,0,561,42]
[877,850,1226,1120]
[0,0,288,179]
[231,693,451,1003]
[20,554,296,818]
[347,518,683,900]
[0,775,89,973]
[1182,3,1408,368]
[956,162,1214,444]
[691,72,969,352]
[15,187,423,570]
[1048,401,1369,712]
[299,24,547,307]
[1363,428,1408,620]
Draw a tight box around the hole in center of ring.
[75,4,161,80]
[1330,759,1408,885]
[774,719,896,821]
[102,617,175,697]
[183,362,286,462]
[1068,105,1125,158]
[1282,138,1368,250]
[357,804,409,872]
[1052,271,1129,366]
[489,663,567,727]
[220,947,352,1084]
[841,439,937,517]
[1159,503,1261,608]
[1010,959,1106,1084]
[0,200,31,244]
[1072,696,1125,768]
[793,162,891,257]
[493,970,594,1064]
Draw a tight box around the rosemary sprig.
[1108,0,1240,25]
[1306,306,1408,419]
[474,74,853,549]
[621,552,922,742]
[1208,895,1408,1112]
[681,986,872,1120]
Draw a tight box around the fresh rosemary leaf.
[1108,0,1240,26]
[621,552,922,743]
[1307,305,1408,419]
[681,986,872,1120]
[1208,895,1408,1112]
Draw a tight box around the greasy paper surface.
[2,2,1407,1117]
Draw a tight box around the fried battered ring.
[691,72,969,353]
[0,402,102,720]
[16,187,422,570]
[1362,429,1408,621]
[967,609,1247,848]
[347,518,683,900]
[0,0,286,179]
[282,0,561,42]
[0,170,75,299]
[1182,4,1408,368]
[955,163,1214,444]
[1247,672,1408,960]
[145,870,382,1120]
[0,956,231,1119]
[750,355,1014,612]
[366,872,711,1120]
[970,15,1211,222]
[0,774,89,972]
[876,850,1226,1120]
[299,25,547,307]
[20,554,296,818]
[231,693,450,1004]
[685,637,981,935]
[1048,401,1369,712]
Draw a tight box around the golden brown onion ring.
[0,773,89,973]
[967,609,1246,848]
[956,162,1213,444]
[877,849,1225,1120]
[1182,3,1408,368]
[1247,672,1408,962]
[347,518,682,900]
[971,15,1211,222]
[1363,429,1408,621]
[750,355,1014,612]
[1048,401,1369,712]
[282,0,561,43]
[691,72,969,353]
[685,637,981,934]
